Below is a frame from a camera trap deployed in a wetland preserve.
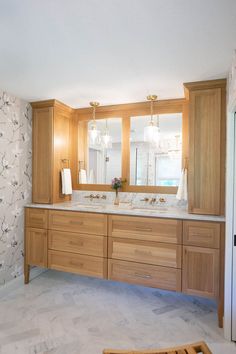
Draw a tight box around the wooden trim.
[72,98,186,193]
[122,116,130,189]
[30,99,73,113]
[75,98,186,119]
[218,224,225,328]
[184,78,227,98]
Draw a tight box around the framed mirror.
[130,113,182,187]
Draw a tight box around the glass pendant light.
[144,95,160,144]
[88,101,100,144]
[101,119,112,149]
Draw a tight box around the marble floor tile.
[0,270,235,354]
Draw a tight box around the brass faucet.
[150,197,157,205]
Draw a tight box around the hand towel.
[79,169,87,184]
[61,168,72,195]
[176,168,188,201]
[88,169,95,184]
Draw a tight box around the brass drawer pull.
[70,221,83,225]
[134,226,152,232]
[69,240,84,247]
[70,261,83,267]
[134,272,152,279]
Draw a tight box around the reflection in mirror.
[78,118,122,184]
[130,113,182,186]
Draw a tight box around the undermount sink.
[72,203,104,210]
[131,206,168,212]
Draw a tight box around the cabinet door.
[182,246,219,299]
[188,86,225,215]
[26,228,48,267]
[32,107,53,203]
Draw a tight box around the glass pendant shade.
[144,123,160,144]
[101,133,112,148]
[88,123,100,145]
[88,101,100,144]
[101,119,112,148]
[144,94,160,145]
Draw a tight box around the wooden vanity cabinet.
[182,220,224,327]
[31,100,73,204]
[108,215,183,292]
[184,79,226,216]
[24,208,224,327]
[24,209,49,283]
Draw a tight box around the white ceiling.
[0,0,236,108]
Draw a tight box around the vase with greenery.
[111,177,125,205]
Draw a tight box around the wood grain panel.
[182,245,219,299]
[108,237,181,268]
[53,105,71,203]
[25,208,48,229]
[32,107,53,203]
[108,259,181,292]
[49,210,107,235]
[48,230,107,257]
[26,228,48,267]
[186,84,225,215]
[183,220,220,249]
[48,250,107,279]
[108,215,182,244]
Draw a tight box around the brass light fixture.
[144,95,160,144]
[88,101,100,144]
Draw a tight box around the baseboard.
[0,267,47,299]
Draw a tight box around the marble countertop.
[25,201,225,222]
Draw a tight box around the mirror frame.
[71,98,188,194]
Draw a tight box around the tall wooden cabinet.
[184,79,226,215]
[31,100,73,204]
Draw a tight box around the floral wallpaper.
[0,90,32,286]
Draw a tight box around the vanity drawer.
[108,215,182,244]
[48,250,107,279]
[48,230,107,257]
[108,259,181,292]
[48,210,107,235]
[108,238,181,268]
[25,208,48,229]
[183,221,221,248]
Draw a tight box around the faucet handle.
[140,197,149,202]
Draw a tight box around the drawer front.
[26,208,48,229]
[108,238,181,268]
[49,210,107,235]
[48,230,107,257]
[108,259,181,292]
[183,221,221,248]
[108,215,182,244]
[48,250,107,279]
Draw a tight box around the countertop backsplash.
[72,190,187,209]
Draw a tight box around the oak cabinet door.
[182,245,219,299]
[184,80,226,216]
[32,107,53,203]
[26,228,48,268]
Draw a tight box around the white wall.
[0,90,32,286]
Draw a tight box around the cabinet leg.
[24,264,30,284]
[218,299,224,328]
